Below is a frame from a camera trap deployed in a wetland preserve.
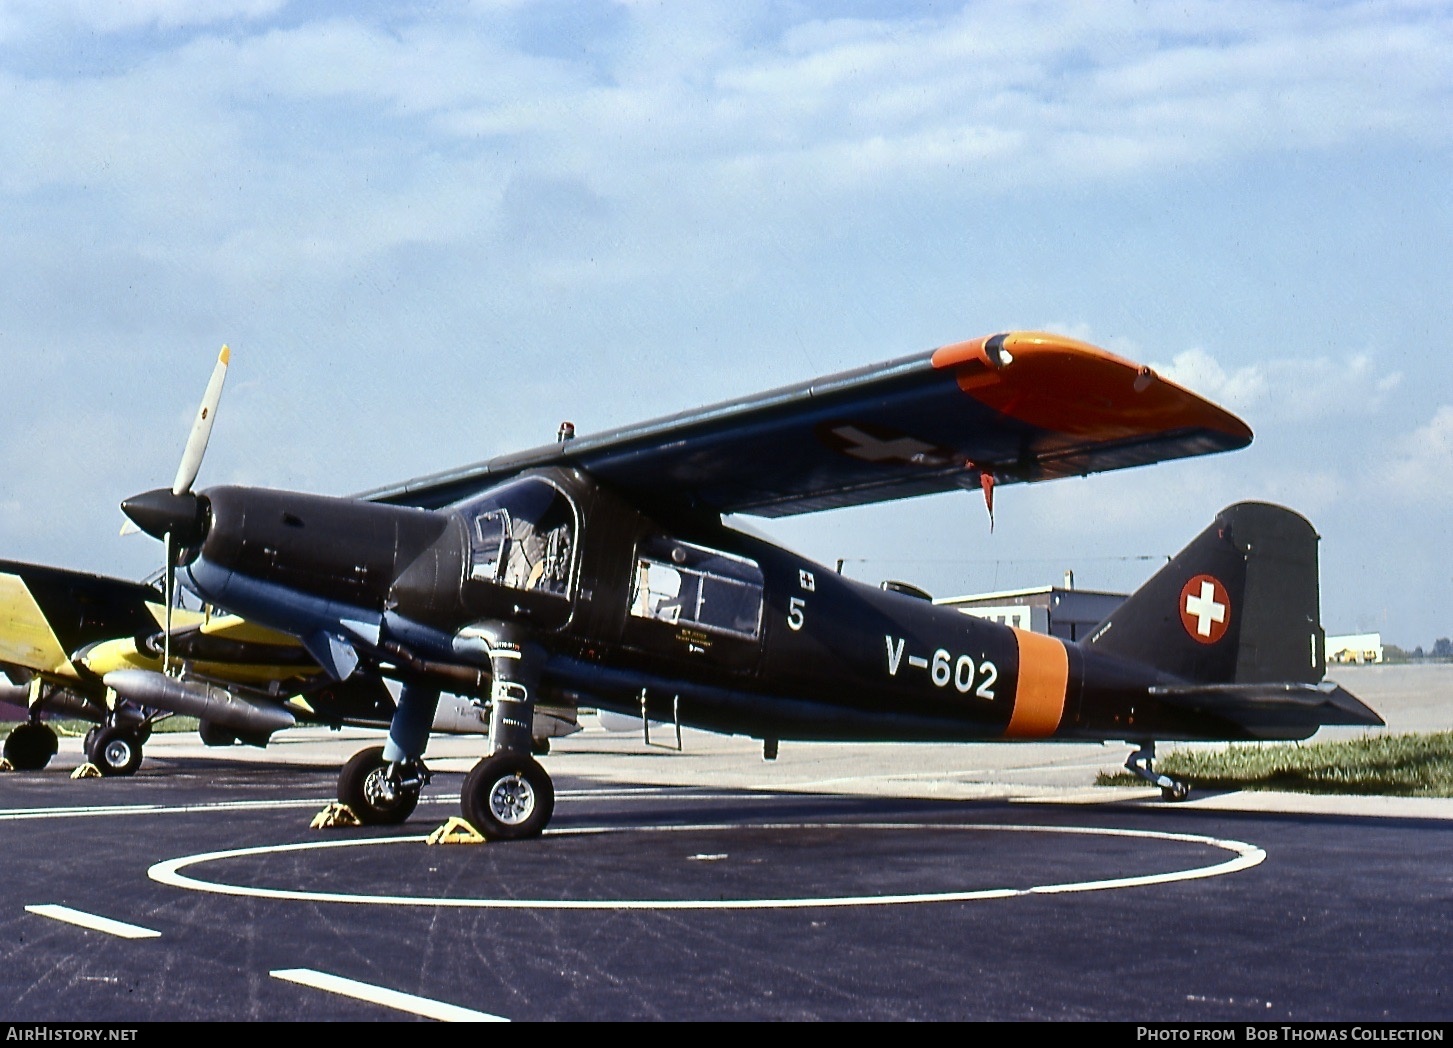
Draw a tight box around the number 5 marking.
[787,597,806,631]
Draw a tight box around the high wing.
[358,331,1252,514]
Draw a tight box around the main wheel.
[88,727,143,777]
[461,752,554,840]
[3,723,58,770]
[338,746,419,825]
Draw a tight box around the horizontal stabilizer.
[1150,681,1384,736]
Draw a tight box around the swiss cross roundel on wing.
[1179,574,1231,644]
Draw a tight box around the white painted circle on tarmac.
[148,822,1264,910]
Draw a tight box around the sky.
[0,0,1449,650]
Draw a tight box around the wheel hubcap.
[103,739,132,769]
[488,773,535,825]
[363,767,402,810]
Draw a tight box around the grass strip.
[1097,731,1453,797]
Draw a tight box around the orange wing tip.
[931,331,1252,443]
[218,344,231,364]
[932,330,1144,372]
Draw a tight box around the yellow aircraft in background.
[0,559,575,775]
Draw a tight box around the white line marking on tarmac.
[26,904,161,939]
[0,799,333,821]
[149,822,1264,910]
[0,789,685,822]
[271,968,507,1022]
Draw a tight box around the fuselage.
[174,467,1250,747]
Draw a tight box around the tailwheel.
[3,722,59,771]
[338,745,424,825]
[1125,741,1191,803]
[1161,781,1191,802]
[461,752,554,841]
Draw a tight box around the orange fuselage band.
[1006,627,1068,737]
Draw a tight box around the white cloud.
[6,2,1448,215]
[0,0,284,40]
[1385,405,1453,503]
[1154,347,1402,423]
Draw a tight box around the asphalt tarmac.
[1,662,1450,1023]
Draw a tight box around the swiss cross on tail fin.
[1179,574,1230,643]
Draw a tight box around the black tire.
[3,723,58,771]
[461,752,554,840]
[338,746,419,825]
[89,727,143,777]
[531,737,551,756]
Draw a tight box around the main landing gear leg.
[461,624,554,840]
[1126,742,1191,802]
[335,682,439,825]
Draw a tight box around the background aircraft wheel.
[83,726,99,754]
[531,737,550,756]
[198,719,237,747]
[338,746,419,825]
[1161,782,1191,802]
[3,723,58,770]
[461,752,554,840]
[88,727,143,777]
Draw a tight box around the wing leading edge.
[361,331,1252,516]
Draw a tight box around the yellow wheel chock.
[426,817,486,845]
[310,802,362,829]
[70,763,101,779]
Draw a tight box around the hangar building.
[934,575,1126,642]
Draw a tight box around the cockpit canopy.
[457,476,578,600]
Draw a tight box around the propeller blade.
[172,344,230,497]
[163,531,174,676]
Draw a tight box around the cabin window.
[461,478,576,598]
[629,536,764,639]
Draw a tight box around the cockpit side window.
[471,510,509,583]
[461,478,577,598]
[629,536,763,639]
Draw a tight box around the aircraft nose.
[119,487,209,546]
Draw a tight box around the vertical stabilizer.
[1086,502,1323,685]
